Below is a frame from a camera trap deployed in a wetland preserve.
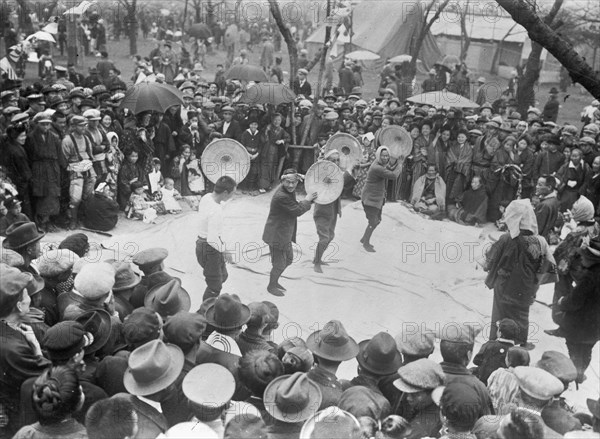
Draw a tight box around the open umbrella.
[441,54,460,69]
[119,80,184,115]
[389,54,412,63]
[346,50,380,61]
[226,65,268,83]
[26,31,56,43]
[239,83,296,106]
[189,23,212,40]
[406,91,479,109]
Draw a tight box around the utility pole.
[66,12,79,66]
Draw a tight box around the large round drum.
[201,139,251,184]
[304,160,344,205]
[324,133,362,171]
[376,126,413,159]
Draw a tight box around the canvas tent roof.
[305,0,442,68]
[429,12,527,43]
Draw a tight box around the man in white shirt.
[195,176,236,301]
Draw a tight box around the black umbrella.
[189,23,212,40]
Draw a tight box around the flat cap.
[514,366,564,400]
[535,351,577,384]
[132,248,168,268]
[393,359,445,393]
[37,249,79,277]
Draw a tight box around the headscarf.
[324,149,340,161]
[375,146,390,165]
[504,199,538,238]
[106,131,119,147]
[571,196,595,223]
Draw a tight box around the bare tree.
[118,0,138,55]
[407,0,452,81]
[191,0,202,22]
[496,0,600,105]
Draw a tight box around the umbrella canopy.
[42,21,58,34]
[346,50,380,61]
[120,80,184,115]
[407,91,480,109]
[239,83,296,106]
[189,23,212,40]
[27,31,56,43]
[226,65,268,83]
[63,0,93,16]
[441,54,460,69]
[389,54,412,63]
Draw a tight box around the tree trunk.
[193,0,201,22]
[460,9,471,62]
[516,41,543,115]
[66,14,78,66]
[408,0,451,81]
[268,0,298,89]
[496,0,600,99]
[127,2,138,55]
[15,0,33,34]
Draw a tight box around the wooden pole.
[66,13,78,66]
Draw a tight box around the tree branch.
[496,0,600,98]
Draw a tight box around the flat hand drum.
[305,160,344,205]
[324,132,362,170]
[377,126,413,159]
[201,139,251,184]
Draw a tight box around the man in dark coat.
[129,248,177,308]
[81,182,119,231]
[292,69,311,97]
[557,238,600,384]
[338,62,354,95]
[542,88,560,122]
[535,175,560,241]
[219,105,242,141]
[262,169,316,296]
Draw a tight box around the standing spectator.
[260,36,274,72]
[270,56,284,84]
[292,69,311,97]
[25,113,63,232]
[534,175,560,241]
[2,124,33,219]
[543,87,560,122]
[338,61,354,95]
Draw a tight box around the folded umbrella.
[119,80,184,115]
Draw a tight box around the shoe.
[360,236,365,244]
[276,282,286,292]
[363,243,376,252]
[543,328,564,338]
[267,284,285,296]
[314,263,323,273]
[259,189,266,194]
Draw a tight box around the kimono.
[159,50,177,84]
[556,161,591,211]
[239,128,261,191]
[170,156,204,196]
[488,148,518,222]
[427,137,449,182]
[412,135,432,185]
[353,144,376,199]
[471,136,495,184]
[445,141,473,204]
[259,124,290,191]
[117,161,144,210]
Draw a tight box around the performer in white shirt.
[195,176,236,301]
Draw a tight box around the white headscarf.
[504,199,538,238]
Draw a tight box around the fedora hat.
[299,406,361,439]
[183,363,235,407]
[123,339,184,396]
[306,320,359,362]
[110,261,142,292]
[144,278,191,318]
[357,332,402,376]
[205,294,250,330]
[264,372,322,423]
[74,308,112,354]
[2,222,45,250]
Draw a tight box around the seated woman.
[448,175,489,226]
[82,182,120,232]
[12,366,86,439]
[410,164,446,218]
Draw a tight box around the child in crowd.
[472,318,519,384]
[127,181,161,223]
[487,346,530,415]
[186,150,205,195]
[0,197,31,236]
[148,157,164,196]
[105,132,123,200]
[160,178,182,214]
